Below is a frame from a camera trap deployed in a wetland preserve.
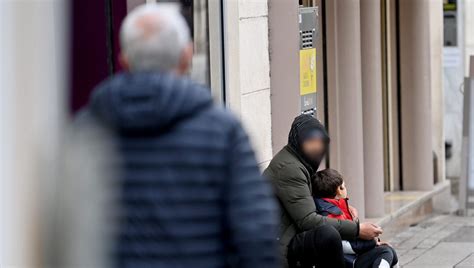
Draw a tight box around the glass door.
[157,0,225,103]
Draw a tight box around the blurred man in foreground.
[79,4,278,267]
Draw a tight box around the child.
[312,169,399,268]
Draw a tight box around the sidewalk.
[390,213,474,267]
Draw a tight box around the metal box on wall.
[299,7,318,115]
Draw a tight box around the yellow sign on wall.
[299,48,317,96]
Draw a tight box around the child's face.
[336,181,348,199]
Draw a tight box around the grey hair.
[120,3,191,72]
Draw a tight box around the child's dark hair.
[312,168,343,198]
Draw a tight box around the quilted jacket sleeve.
[224,121,279,268]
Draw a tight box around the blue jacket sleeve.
[224,120,279,268]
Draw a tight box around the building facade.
[67,0,448,218]
[124,0,446,220]
[1,0,449,265]
[220,0,444,219]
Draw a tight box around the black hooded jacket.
[80,72,279,268]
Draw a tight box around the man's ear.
[176,43,193,75]
[119,53,130,71]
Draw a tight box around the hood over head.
[88,72,213,134]
[287,114,329,170]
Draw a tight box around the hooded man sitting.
[264,114,382,268]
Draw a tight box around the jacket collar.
[321,198,352,220]
[89,72,213,134]
[314,198,343,216]
[322,197,349,207]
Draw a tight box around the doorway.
[69,0,225,113]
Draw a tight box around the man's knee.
[316,225,342,240]
[378,246,393,256]
[313,225,342,249]
[385,246,398,265]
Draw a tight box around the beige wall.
[268,1,300,155]
[360,0,385,218]
[399,0,436,190]
[224,0,273,167]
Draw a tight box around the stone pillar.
[360,0,385,217]
[399,0,434,190]
[222,0,241,115]
[268,0,300,153]
[224,0,273,167]
[326,0,366,218]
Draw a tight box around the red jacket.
[314,197,353,221]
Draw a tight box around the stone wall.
[226,0,273,167]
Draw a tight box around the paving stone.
[406,242,474,267]
[391,214,474,267]
[415,238,440,249]
[395,249,408,257]
[443,226,474,243]
[397,232,434,250]
[399,249,427,266]
[455,253,474,267]
[423,223,462,244]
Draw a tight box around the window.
[157,0,224,102]
[69,0,225,112]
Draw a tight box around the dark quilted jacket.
[84,72,279,268]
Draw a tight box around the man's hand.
[359,223,383,240]
[349,205,358,219]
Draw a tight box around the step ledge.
[376,180,451,227]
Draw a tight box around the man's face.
[301,138,325,164]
